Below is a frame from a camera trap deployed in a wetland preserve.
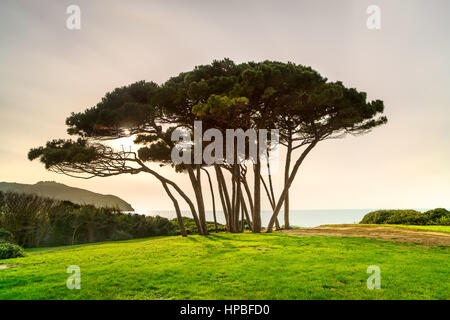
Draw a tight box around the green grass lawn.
[1,233,449,300]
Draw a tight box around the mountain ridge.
[0,181,134,211]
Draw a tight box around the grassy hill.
[0,233,448,300]
[0,181,133,211]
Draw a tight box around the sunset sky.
[1,0,449,215]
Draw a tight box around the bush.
[0,191,178,248]
[360,208,450,225]
[110,230,133,241]
[0,228,12,242]
[0,241,24,259]
[423,208,450,225]
[171,217,227,234]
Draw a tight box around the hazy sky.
[0,0,449,215]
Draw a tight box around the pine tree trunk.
[202,168,218,233]
[161,181,187,237]
[284,137,292,230]
[241,176,255,218]
[216,168,230,230]
[234,164,241,232]
[140,164,203,235]
[240,189,253,230]
[253,161,262,233]
[267,140,318,232]
[192,165,208,235]
[266,157,280,230]
[261,174,280,229]
[215,165,232,231]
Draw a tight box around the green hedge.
[171,217,227,234]
[360,208,450,225]
[0,192,177,248]
[0,241,24,259]
[0,228,12,242]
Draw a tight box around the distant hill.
[0,181,134,211]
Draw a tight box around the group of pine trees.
[29,59,387,236]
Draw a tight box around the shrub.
[360,210,424,225]
[0,191,177,248]
[171,217,227,234]
[0,241,24,259]
[360,208,450,225]
[423,208,450,225]
[0,228,12,242]
[110,230,133,241]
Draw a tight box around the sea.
[145,209,383,228]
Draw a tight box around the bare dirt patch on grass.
[283,225,450,246]
[0,264,17,270]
